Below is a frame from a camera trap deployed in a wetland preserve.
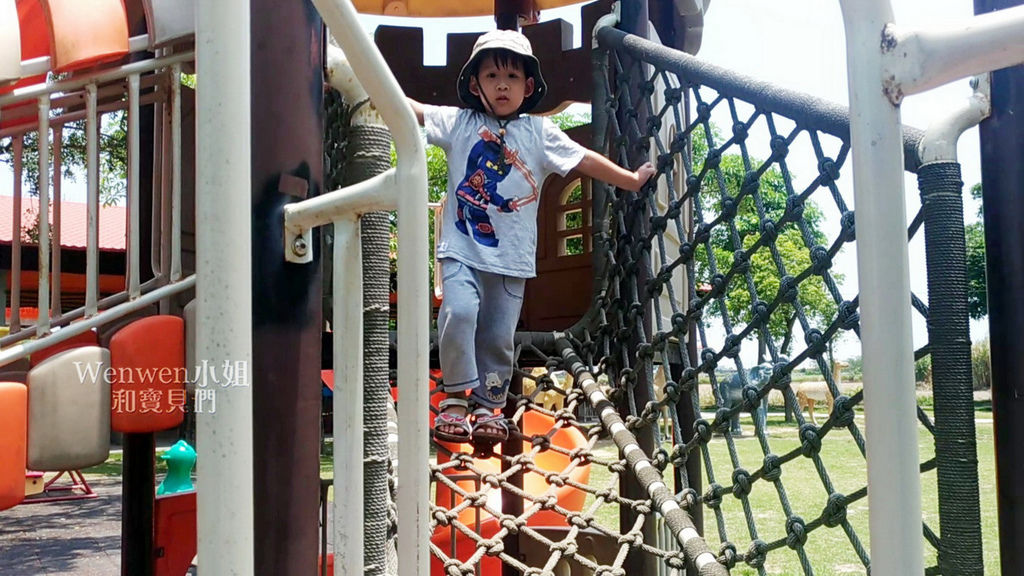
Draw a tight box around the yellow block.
[25,472,44,496]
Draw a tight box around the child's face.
[469,55,534,117]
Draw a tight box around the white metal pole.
[85,84,99,317]
[311,3,429,575]
[838,1,923,574]
[171,63,182,282]
[883,4,1024,101]
[333,216,364,575]
[196,0,255,573]
[128,74,140,299]
[918,76,990,165]
[11,135,21,331]
[393,117,430,576]
[36,95,49,336]
[52,125,62,317]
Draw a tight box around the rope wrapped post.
[916,76,989,575]
[917,160,984,575]
[326,40,397,576]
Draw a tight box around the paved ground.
[0,476,123,576]
[0,472,331,576]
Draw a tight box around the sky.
[0,0,992,362]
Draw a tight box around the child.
[408,29,655,444]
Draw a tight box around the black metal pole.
[250,1,324,573]
[495,0,521,30]
[974,3,1024,576]
[121,433,155,576]
[121,99,157,576]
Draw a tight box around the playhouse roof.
[0,196,127,251]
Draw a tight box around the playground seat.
[108,315,186,433]
[97,305,159,346]
[0,0,20,84]
[29,328,99,367]
[40,0,130,73]
[0,381,27,511]
[141,0,195,49]
[27,346,111,471]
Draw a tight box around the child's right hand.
[634,162,657,190]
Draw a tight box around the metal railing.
[285,2,429,576]
[0,38,194,365]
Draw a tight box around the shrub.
[915,356,932,387]
[972,337,992,390]
[845,356,862,381]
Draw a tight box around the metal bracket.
[280,173,313,264]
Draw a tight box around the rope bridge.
[325,21,983,576]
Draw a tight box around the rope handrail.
[596,25,925,172]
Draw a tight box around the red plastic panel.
[0,0,49,130]
[0,381,27,511]
[154,491,196,576]
[40,0,130,73]
[29,328,98,367]
[109,315,186,433]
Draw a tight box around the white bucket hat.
[457,29,547,115]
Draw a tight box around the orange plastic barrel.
[109,315,186,433]
[431,410,591,576]
[0,381,28,511]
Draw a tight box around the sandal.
[432,397,472,443]
[471,408,509,443]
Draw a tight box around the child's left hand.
[634,162,656,191]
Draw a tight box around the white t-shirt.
[424,105,586,278]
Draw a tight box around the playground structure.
[0,0,1023,576]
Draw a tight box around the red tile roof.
[0,195,126,251]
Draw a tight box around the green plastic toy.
[157,439,197,495]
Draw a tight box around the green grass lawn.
[578,415,998,575]
[83,451,170,477]
[86,410,998,574]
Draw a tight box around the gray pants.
[437,258,525,409]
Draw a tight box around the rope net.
[325,20,983,576]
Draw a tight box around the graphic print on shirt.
[454,126,539,247]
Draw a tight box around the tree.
[690,125,839,362]
[965,183,987,319]
[1,114,129,207]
